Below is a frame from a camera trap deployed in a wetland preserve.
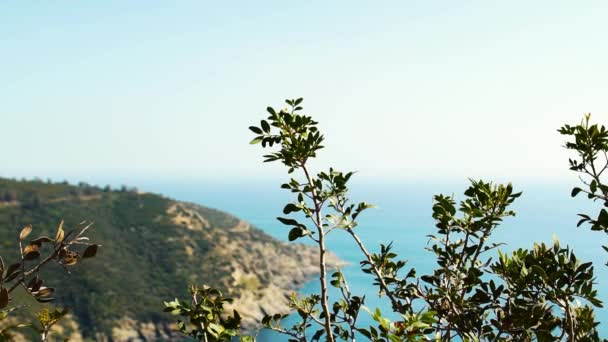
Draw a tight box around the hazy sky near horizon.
[2,1,608,185]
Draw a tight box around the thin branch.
[302,164,335,342]
[344,227,401,311]
[9,245,63,293]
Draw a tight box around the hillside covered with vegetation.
[0,178,337,340]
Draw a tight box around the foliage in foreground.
[164,285,253,342]
[166,100,606,341]
[560,114,608,265]
[0,221,99,341]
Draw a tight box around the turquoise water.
[144,179,608,339]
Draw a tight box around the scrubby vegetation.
[165,99,608,342]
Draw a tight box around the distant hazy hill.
[0,178,339,341]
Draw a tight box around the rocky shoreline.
[110,202,348,341]
[225,243,346,329]
[106,240,346,341]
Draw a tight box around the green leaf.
[249,137,263,145]
[276,217,299,226]
[288,228,299,241]
[248,126,263,134]
[288,227,304,241]
[261,120,270,133]
[283,203,300,214]
[571,187,582,197]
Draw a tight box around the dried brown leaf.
[55,221,65,243]
[27,276,40,291]
[0,288,8,309]
[23,243,39,255]
[19,225,32,241]
[29,236,53,245]
[31,278,43,293]
[35,287,54,298]
[24,251,40,261]
[82,245,98,258]
[62,257,78,266]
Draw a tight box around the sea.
[142,179,608,340]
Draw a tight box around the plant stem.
[302,164,335,342]
[345,228,400,311]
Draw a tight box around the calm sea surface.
[142,180,608,339]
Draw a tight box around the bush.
[165,99,605,341]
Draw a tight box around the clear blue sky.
[2,1,608,185]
